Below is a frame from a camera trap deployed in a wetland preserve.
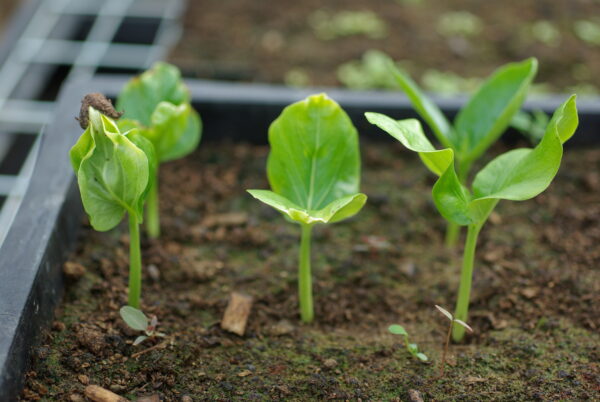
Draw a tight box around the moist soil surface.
[22,140,600,400]
[171,0,600,93]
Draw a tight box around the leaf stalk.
[128,213,142,308]
[299,223,314,323]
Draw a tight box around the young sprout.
[120,306,165,346]
[248,94,367,323]
[70,94,157,308]
[378,55,538,246]
[435,305,472,378]
[367,95,578,341]
[388,324,428,362]
[117,62,202,238]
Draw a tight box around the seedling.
[435,305,472,377]
[120,306,165,346]
[70,94,157,308]
[117,62,202,238]
[388,324,428,362]
[367,95,578,341]
[248,94,367,323]
[309,10,388,40]
[378,54,538,246]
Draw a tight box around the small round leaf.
[120,306,148,331]
[388,324,408,336]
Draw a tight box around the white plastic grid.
[0,0,186,245]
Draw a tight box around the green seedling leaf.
[434,95,578,225]
[249,93,366,225]
[117,62,189,126]
[407,343,419,354]
[416,353,428,362]
[70,107,150,231]
[364,114,453,176]
[435,305,453,321]
[120,306,149,332]
[455,58,538,163]
[384,57,453,147]
[117,62,201,162]
[388,324,408,336]
[133,335,148,346]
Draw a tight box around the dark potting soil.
[170,0,600,93]
[21,140,600,400]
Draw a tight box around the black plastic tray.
[0,76,599,399]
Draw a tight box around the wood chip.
[237,369,252,377]
[221,292,253,336]
[137,395,160,402]
[84,385,128,402]
[408,389,424,402]
[465,376,486,384]
[63,262,86,279]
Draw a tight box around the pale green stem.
[452,222,482,342]
[128,213,142,309]
[444,222,460,247]
[299,224,314,323]
[146,175,160,238]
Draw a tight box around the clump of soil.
[171,0,600,93]
[23,141,600,400]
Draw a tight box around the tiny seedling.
[70,94,157,308]
[248,94,367,323]
[377,54,538,246]
[117,62,202,238]
[367,95,578,341]
[308,10,388,40]
[120,306,165,346]
[435,305,472,378]
[388,324,428,362]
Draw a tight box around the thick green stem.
[128,214,142,309]
[452,223,481,342]
[444,222,460,247]
[299,224,314,323]
[146,175,160,238]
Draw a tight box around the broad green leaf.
[385,57,453,147]
[247,190,366,225]
[70,108,150,231]
[120,306,148,331]
[117,62,189,126]
[161,107,202,162]
[365,113,453,176]
[432,95,578,225]
[388,324,408,336]
[455,58,538,162]
[416,353,428,362]
[252,93,366,224]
